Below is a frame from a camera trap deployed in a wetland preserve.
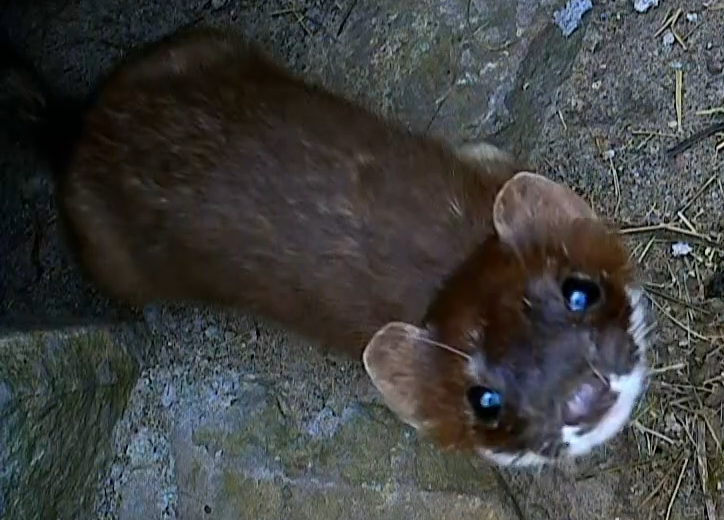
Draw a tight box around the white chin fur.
[477,449,552,468]
[562,285,651,457]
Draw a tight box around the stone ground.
[1,0,723,519]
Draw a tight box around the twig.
[576,457,661,481]
[632,129,677,137]
[636,133,656,150]
[640,453,684,507]
[336,0,358,37]
[647,296,711,341]
[270,7,297,15]
[649,363,687,375]
[681,20,701,42]
[677,171,721,214]
[672,28,687,50]
[293,9,314,37]
[675,69,683,131]
[425,86,453,132]
[697,419,718,520]
[608,156,621,216]
[654,8,682,37]
[633,420,677,445]
[666,121,724,158]
[619,222,721,249]
[676,210,697,233]
[637,237,656,264]
[665,455,689,520]
[644,283,712,315]
[558,110,568,131]
[273,1,316,37]
[696,106,724,116]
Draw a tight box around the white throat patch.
[562,285,652,457]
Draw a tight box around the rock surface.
[0,328,139,520]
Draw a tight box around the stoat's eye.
[467,386,502,427]
[561,276,601,312]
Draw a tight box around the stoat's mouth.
[563,375,616,428]
[561,362,647,457]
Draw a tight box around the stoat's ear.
[493,171,597,251]
[362,321,438,431]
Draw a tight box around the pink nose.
[563,377,617,426]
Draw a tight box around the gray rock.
[554,0,593,38]
[0,328,139,520]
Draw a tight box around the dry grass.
[596,201,723,519]
[564,6,724,516]
[616,210,722,520]
[607,71,724,516]
[610,127,723,518]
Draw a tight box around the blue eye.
[467,386,503,425]
[561,276,601,312]
[481,391,501,408]
[568,289,588,312]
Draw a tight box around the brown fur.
[50,26,649,461]
[58,26,521,351]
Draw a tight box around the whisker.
[587,360,609,384]
[383,330,472,361]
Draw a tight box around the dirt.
[529,2,724,519]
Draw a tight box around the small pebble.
[705,270,724,299]
[662,31,675,46]
[686,12,698,23]
[706,54,723,75]
[705,385,724,407]
[161,384,176,408]
[664,412,683,433]
[554,0,593,38]
[671,242,692,257]
[633,0,659,13]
